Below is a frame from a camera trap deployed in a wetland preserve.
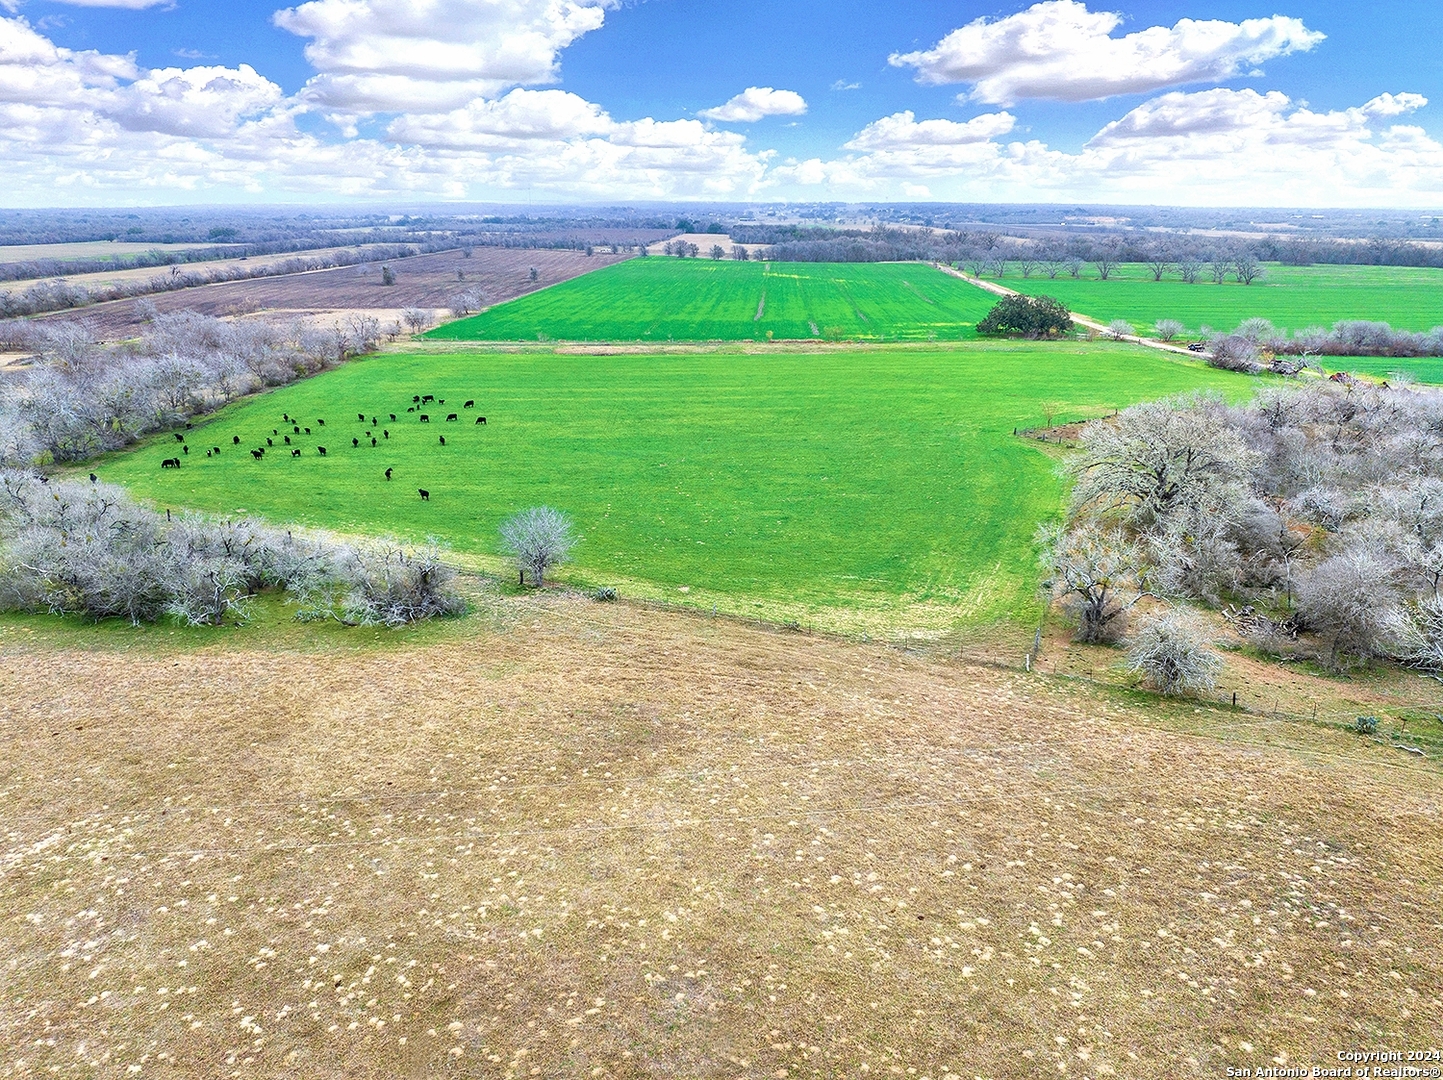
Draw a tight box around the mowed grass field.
[97,341,1251,633]
[429,259,998,342]
[4,598,1441,1078]
[1006,262,1443,337]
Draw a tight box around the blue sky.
[2,0,1440,206]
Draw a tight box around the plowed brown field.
[36,248,629,339]
[2,595,1440,1079]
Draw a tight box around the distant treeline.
[0,243,444,320]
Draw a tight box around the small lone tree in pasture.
[402,308,434,334]
[710,245,725,261]
[1155,319,1185,341]
[529,267,539,281]
[1126,610,1222,696]
[500,506,576,586]
[976,294,1072,338]
[1042,524,1150,643]
[1106,319,1133,340]
[380,265,396,286]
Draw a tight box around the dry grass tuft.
[2,599,1441,1079]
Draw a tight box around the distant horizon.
[1,1,1439,208]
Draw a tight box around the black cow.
[233,435,241,445]
[464,400,475,409]
[422,394,435,403]
[412,395,420,403]
[385,467,393,480]
[420,414,430,423]
[251,449,264,460]
[353,438,360,447]
[439,435,446,446]
[273,429,279,436]
[318,446,327,456]
[89,473,98,483]
[383,430,389,439]
[182,445,189,454]
[174,432,185,442]
[318,419,325,427]
[418,489,430,501]
[206,450,212,458]
[304,427,311,435]
[372,417,378,426]
[162,458,180,468]
[267,438,273,447]
[371,437,377,447]
[359,412,367,422]
[407,407,415,413]
[446,413,458,422]
[476,416,487,425]
[284,435,292,445]
[294,426,301,434]
[283,413,291,422]
[292,449,301,457]
[438,399,445,405]
[213,447,221,455]
[389,414,396,421]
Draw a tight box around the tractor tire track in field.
[939,263,1213,360]
[754,290,766,321]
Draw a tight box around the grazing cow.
[438,399,445,405]
[418,489,430,501]
[213,447,221,455]
[284,413,291,422]
[371,437,377,447]
[359,413,367,422]
[162,458,180,468]
[383,430,389,439]
[412,395,420,403]
[90,473,98,483]
[372,417,378,426]
[420,414,430,423]
[317,419,325,427]
[385,468,393,480]
[464,400,475,409]
[292,449,301,457]
[439,435,446,446]
[476,416,487,425]
[446,414,458,422]
[251,449,264,460]
[284,435,292,445]
[389,414,396,421]
[353,438,360,447]
[422,395,434,403]
[174,432,185,442]
[304,427,311,435]
[318,446,327,456]
[206,450,212,458]
[294,426,300,434]
[182,445,189,454]
[267,438,274,447]
[273,429,279,436]
[407,407,415,413]
[233,435,241,445]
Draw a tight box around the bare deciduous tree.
[1155,319,1185,342]
[499,506,576,586]
[1126,610,1223,695]
[1042,524,1151,644]
[402,308,435,334]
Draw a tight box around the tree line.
[1046,382,1443,679]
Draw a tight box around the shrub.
[337,543,465,626]
[1155,319,1185,342]
[1106,319,1133,340]
[975,294,1072,338]
[1206,334,1263,373]
[499,506,576,586]
[1295,548,1402,668]
[1126,610,1223,696]
[1354,715,1379,735]
[380,265,396,286]
[595,586,618,602]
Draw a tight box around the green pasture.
[429,259,996,343]
[1003,262,1443,337]
[96,341,1254,633]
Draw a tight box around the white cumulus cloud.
[889,0,1325,105]
[273,0,615,113]
[699,86,807,123]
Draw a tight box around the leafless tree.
[402,308,435,334]
[710,245,726,261]
[337,543,465,626]
[1090,240,1123,280]
[1208,259,1230,285]
[1176,255,1204,284]
[1106,320,1132,340]
[1015,253,1040,278]
[1234,254,1264,285]
[1155,319,1185,342]
[499,506,576,586]
[1064,256,1084,279]
[1296,547,1403,667]
[1042,523,1150,643]
[1126,610,1222,695]
[1144,245,1174,282]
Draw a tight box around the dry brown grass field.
[2,590,1441,1079]
[33,248,630,340]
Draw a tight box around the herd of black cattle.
[157,394,486,501]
